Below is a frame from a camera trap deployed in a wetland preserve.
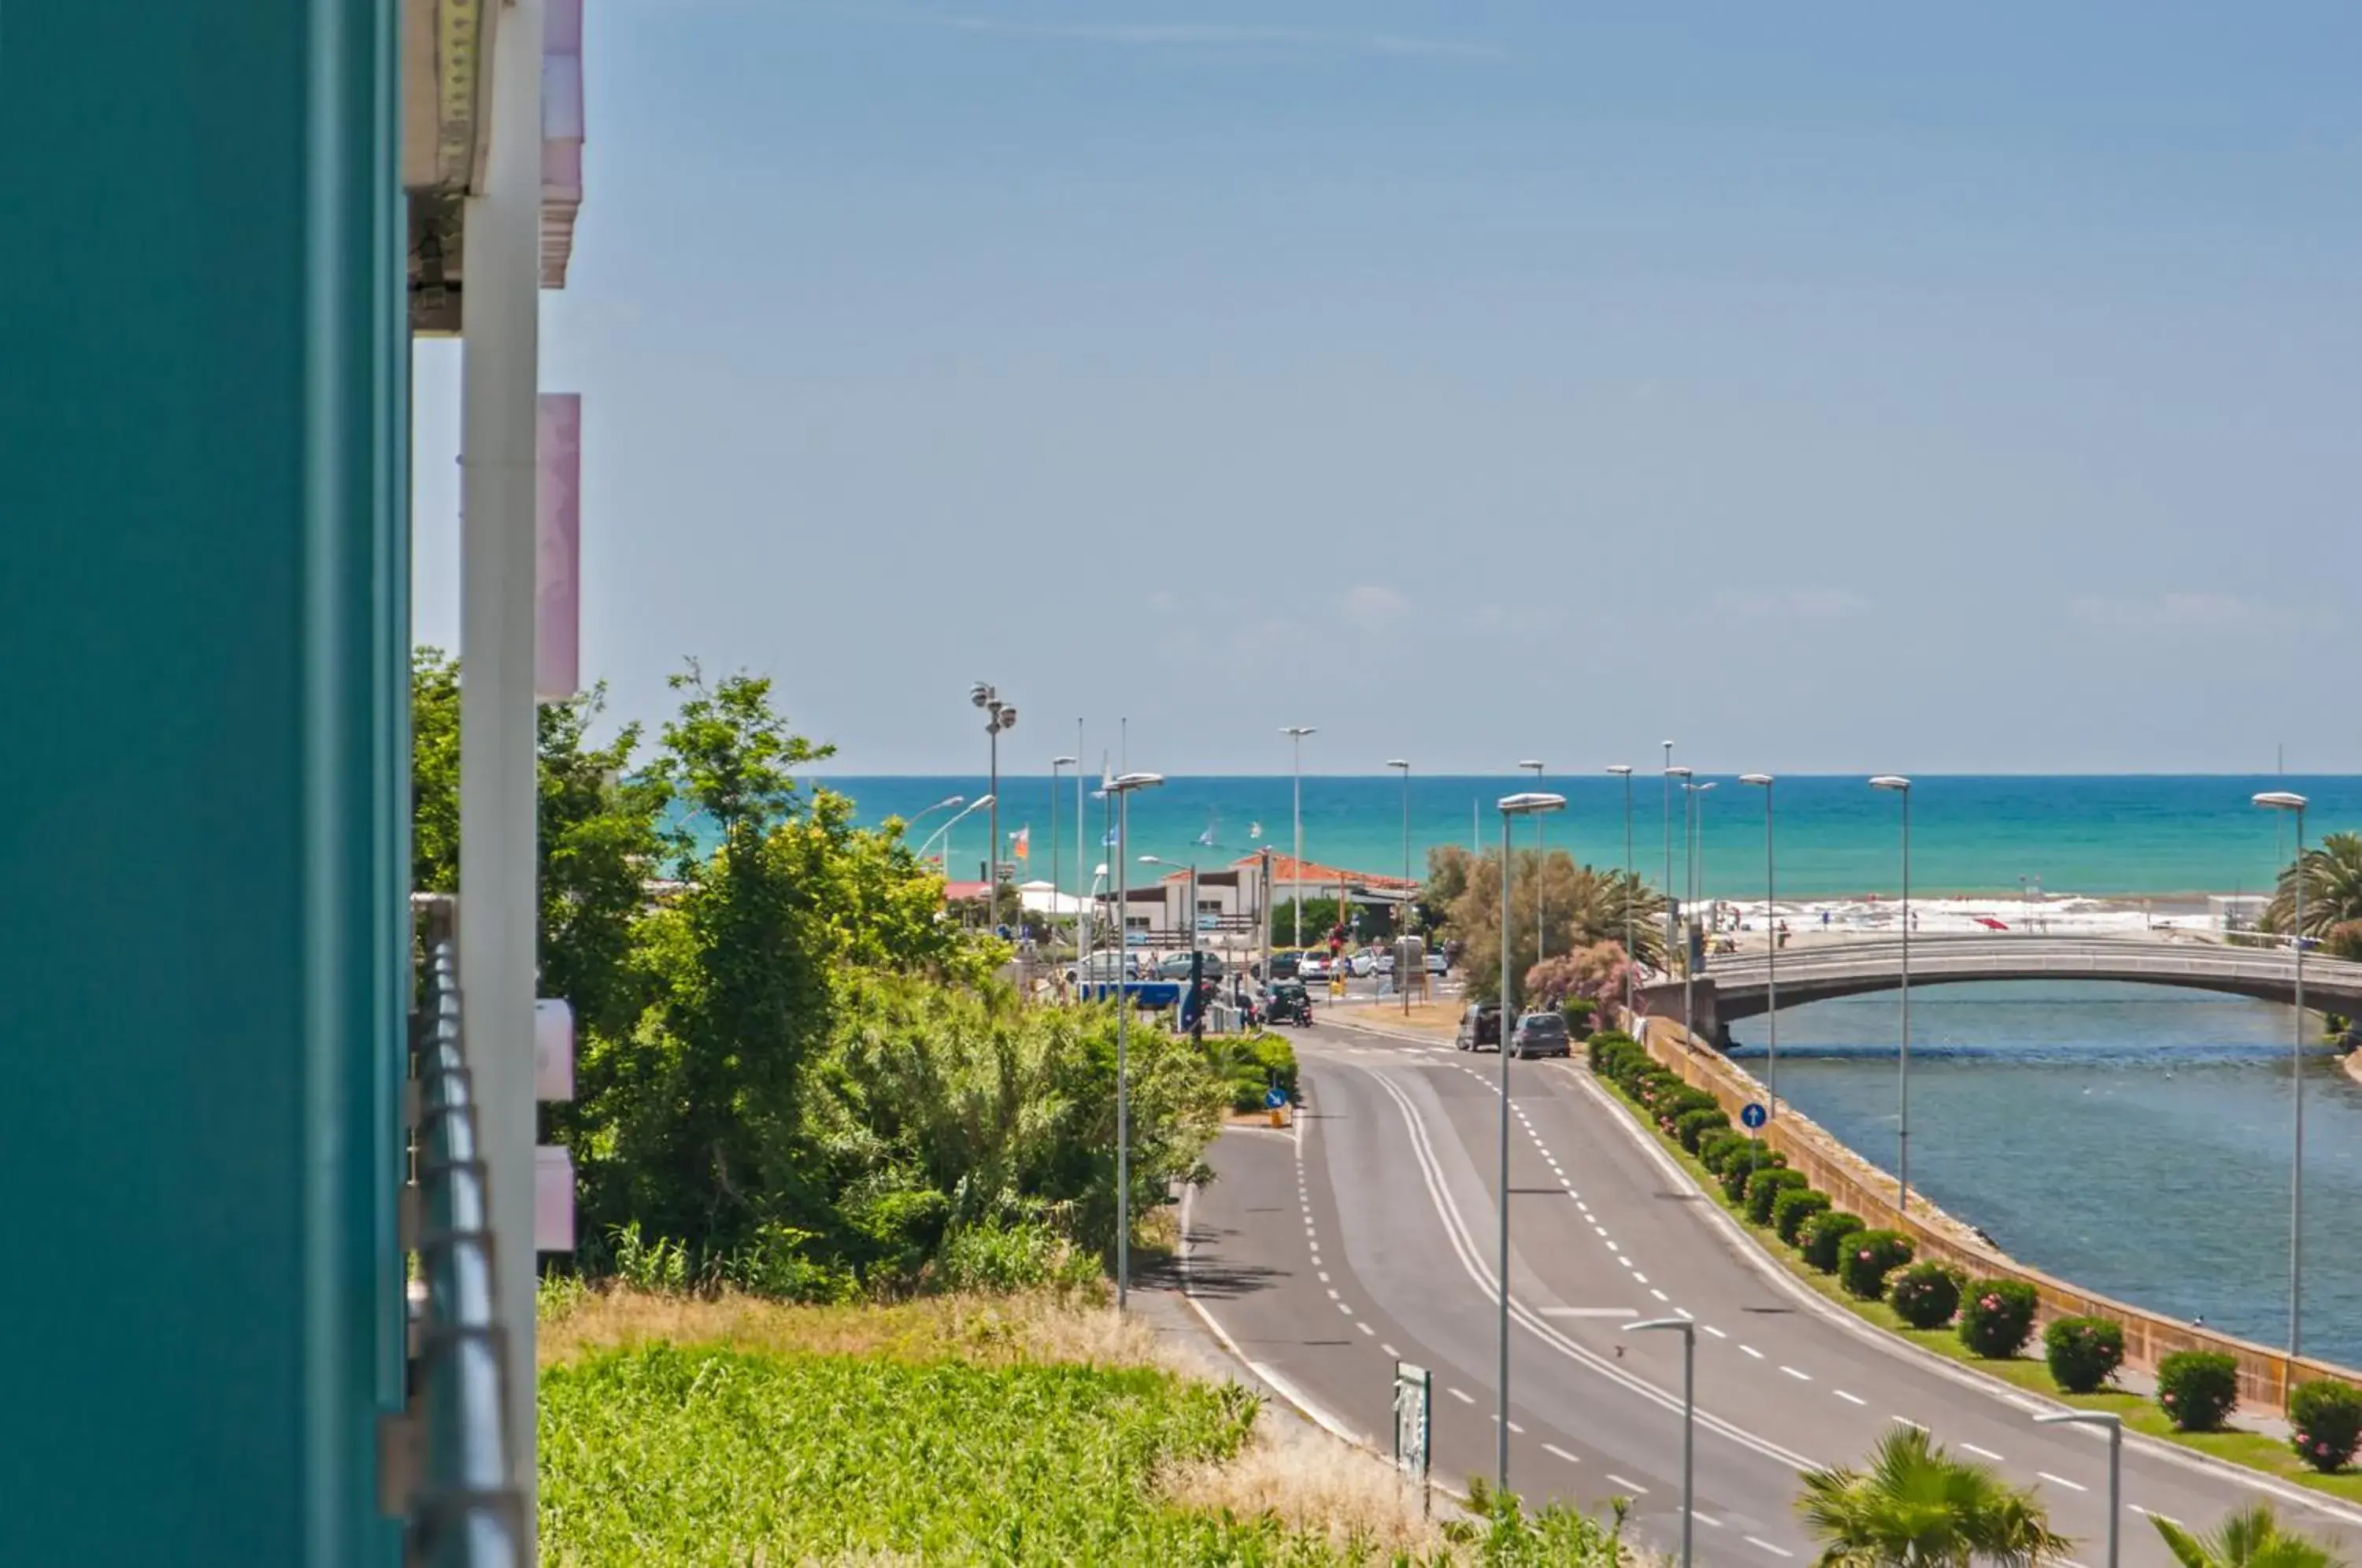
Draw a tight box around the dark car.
[1508,1011,1571,1060]
[1453,1002,1501,1052]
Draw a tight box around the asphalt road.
[1181,1016,2362,1566]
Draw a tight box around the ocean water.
[815,774,2362,900]
[1733,983,2362,1367]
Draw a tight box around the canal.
[1727,981,2362,1368]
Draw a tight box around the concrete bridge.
[1637,936,2362,1041]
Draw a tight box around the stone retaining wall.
[1627,1017,2360,1415]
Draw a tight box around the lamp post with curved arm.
[1495,789,1566,1492]
[2256,788,2309,1354]
[920,794,994,870]
[1741,774,1777,1119]
[1871,775,1912,1213]
[1606,766,1635,1021]
[1387,759,1411,1015]
[1108,771,1166,1311]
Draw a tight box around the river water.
[1727,982,2362,1368]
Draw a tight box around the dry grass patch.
[538,1280,1177,1374]
[1158,1425,1447,1557]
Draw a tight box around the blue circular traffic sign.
[1265,1086,1289,1110]
[1740,1102,1768,1130]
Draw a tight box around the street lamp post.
[1283,726,1317,949]
[1742,775,1777,1119]
[1661,741,1676,972]
[1682,778,1713,1044]
[1075,721,1089,960]
[972,683,1018,900]
[2034,1411,2121,1568]
[1871,776,1912,1214]
[1140,853,1201,974]
[1495,789,1567,1492]
[1051,757,1075,952]
[919,794,994,869]
[1387,759,1412,1015]
[1518,760,1546,968]
[1629,1317,1698,1568]
[1108,771,1166,1312]
[1607,767,1635,1025]
[2256,789,2309,1355]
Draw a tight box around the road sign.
[1741,1102,1768,1130]
[1393,1361,1432,1513]
[1264,1085,1288,1110]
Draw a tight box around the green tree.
[2153,1506,2347,1568]
[410,648,461,893]
[2265,834,2362,941]
[538,686,669,1045]
[1797,1426,2070,1568]
[1445,849,1667,1004]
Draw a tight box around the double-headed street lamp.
[1607,765,1635,1022]
[1741,774,1778,1120]
[2033,1410,2122,1568]
[1107,770,1165,1312]
[971,683,1017,895]
[1283,726,1317,948]
[1387,759,1412,1015]
[1496,788,1566,1491]
[2255,788,2309,1355]
[1628,1316,1698,1568]
[1870,775,1912,1214]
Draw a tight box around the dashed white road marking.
[1544,1442,1582,1464]
[2131,1507,2182,1526]
[1746,1536,1794,1559]
[1701,1325,1727,1339]
[1834,1389,1867,1407]
[1894,1416,1927,1432]
[1317,1270,1330,1283]
[1325,1288,1339,1300]
[1651,1289,1670,1302]
[2038,1471,2087,1493]
[1448,1386,1475,1405]
[1694,1511,1724,1529]
[1740,1344,1764,1359]
[1381,1343,1400,1359]
[1605,1473,1649,1495]
[1961,1442,2003,1462]
[1336,1301,1354,1316]
[1780,1366,1811,1381]
[1357,1322,1374,1336]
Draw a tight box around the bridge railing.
[400,896,526,1566]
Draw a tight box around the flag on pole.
[1010,827,1030,861]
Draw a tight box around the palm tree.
[1797,1426,2071,1568]
[2153,1504,2347,1568]
[2265,832,2362,941]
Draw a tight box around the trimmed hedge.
[1697,1130,1750,1174]
[1719,1143,1786,1204]
[1772,1188,1831,1247]
[2043,1316,2125,1393]
[1957,1279,2038,1359]
[1839,1229,1914,1301]
[1888,1263,1964,1329]
[2289,1380,2362,1473]
[1746,1168,1810,1227]
[1675,1106,1731,1155]
[2157,1352,2239,1432]
[1801,1211,1866,1274]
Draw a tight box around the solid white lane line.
[1741,1345,1765,1359]
[1605,1474,1649,1495]
[1746,1537,1795,1559]
[1834,1390,1867,1407]
[2038,1471,2087,1492]
[1961,1442,2003,1462]
[1449,1386,1475,1404]
[1780,1366,1811,1381]
[1540,1307,1638,1318]
[1701,1325,1727,1339]
[1544,1443,1582,1464]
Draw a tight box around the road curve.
[1180,1017,2362,1567]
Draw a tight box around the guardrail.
[1703,935,2362,1000]
[402,897,525,1566]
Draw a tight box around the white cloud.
[1342,583,1411,627]
[2066,591,2276,632]
[835,8,1503,60]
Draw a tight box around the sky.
[412,1,2362,775]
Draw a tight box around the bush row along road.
[1180,1018,2362,1567]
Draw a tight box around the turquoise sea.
[818,774,2360,900]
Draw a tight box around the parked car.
[1424,950,1449,977]
[1299,952,1334,983]
[1346,949,1377,978]
[1066,950,1149,985]
[1375,951,1396,976]
[1508,1011,1572,1060]
[1453,1001,1501,1052]
[1259,950,1302,982]
[1157,949,1227,981]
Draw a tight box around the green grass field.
[536,1285,1629,1566]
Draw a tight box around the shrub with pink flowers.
[1838,1229,1912,1300]
[2287,1379,2362,1471]
[2156,1351,2238,1433]
[1956,1279,2038,1358]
